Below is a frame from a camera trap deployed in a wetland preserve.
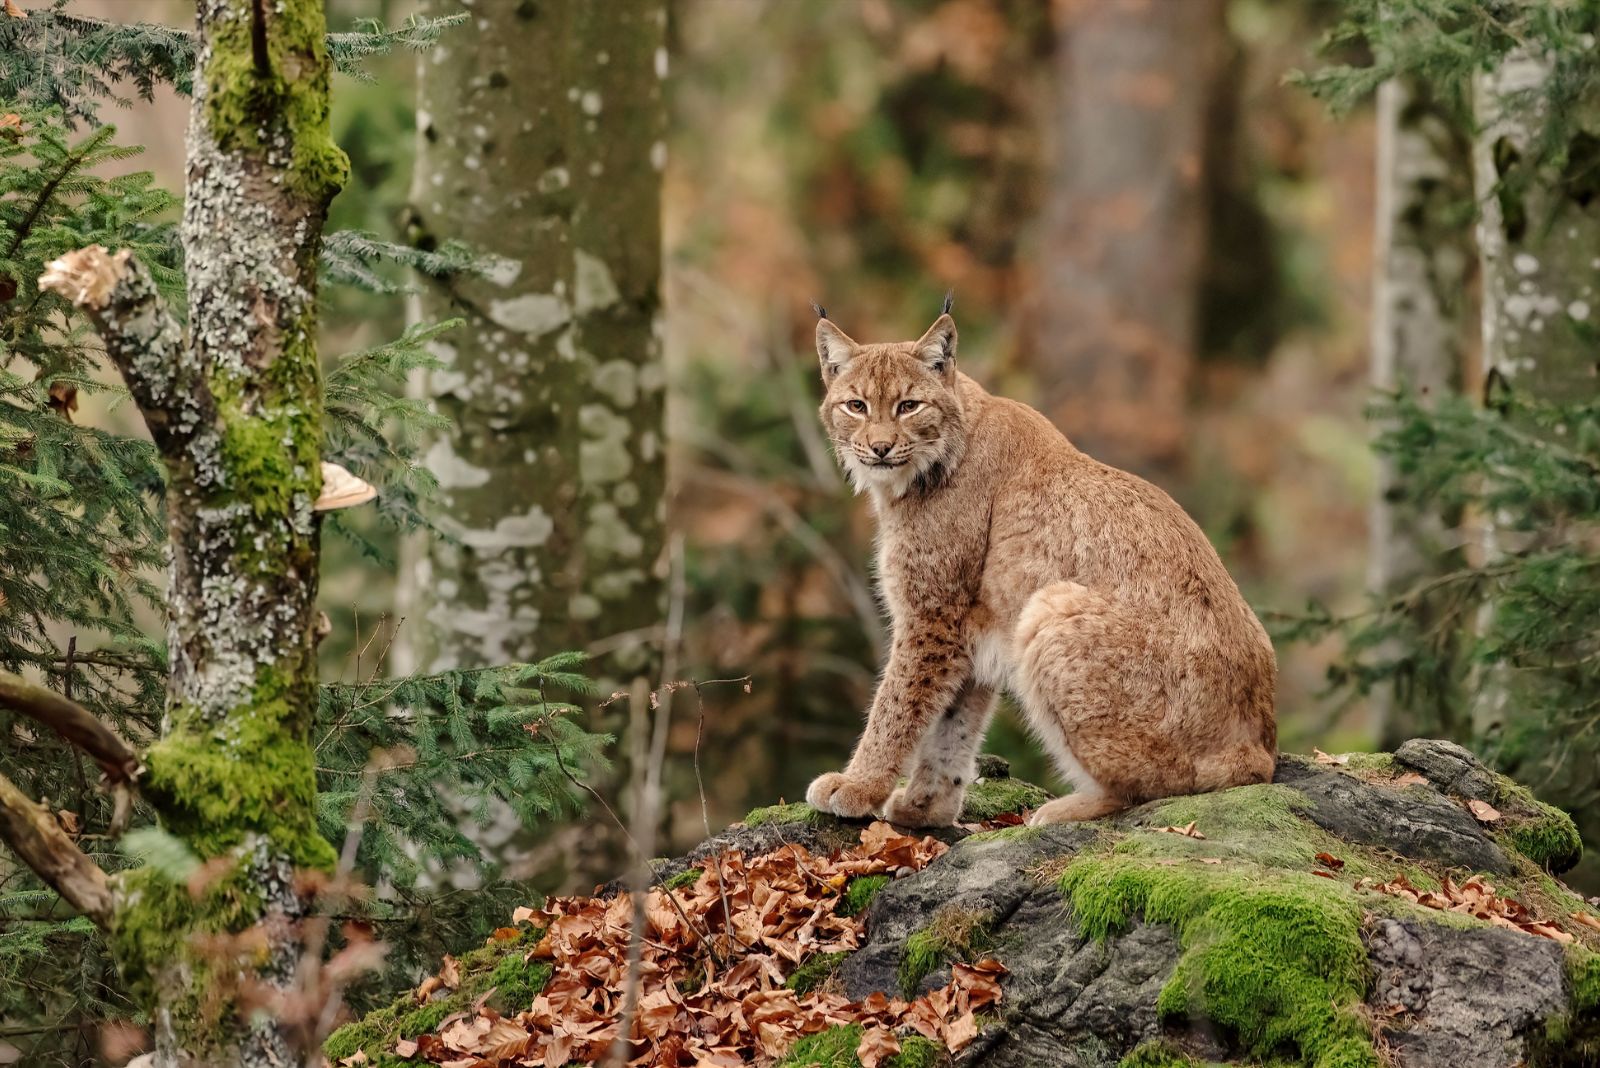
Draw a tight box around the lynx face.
[816,313,967,498]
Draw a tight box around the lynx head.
[815,307,967,499]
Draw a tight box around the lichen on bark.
[85,1,348,1063]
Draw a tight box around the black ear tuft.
[812,301,827,320]
[941,290,954,316]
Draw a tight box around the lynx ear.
[914,313,957,377]
[816,318,858,381]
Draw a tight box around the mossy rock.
[331,742,1598,1068]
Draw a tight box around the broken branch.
[0,772,114,927]
[38,245,199,451]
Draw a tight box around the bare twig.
[0,772,113,926]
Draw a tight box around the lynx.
[805,307,1277,827]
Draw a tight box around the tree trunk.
[1470,50,1599,745]
[30,2,347,1063]
[1029,0,1224,485]
[401,0,667,684]
[1367,75,1472,748]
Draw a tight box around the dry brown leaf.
[1313,747,1349,766]
[1310,870,1337,880]
[855,1026,901,1068]
[1392,771,1428,787]
[1314,852,1345,871]
[1571,911,1600,933]
[414,976,442,1004]
[1154,821,1206,840]
[1467,799,1502,823]
[3,1,24,19]
[391,1038,418,1057]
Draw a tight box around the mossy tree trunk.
[1029,0,1225,486]
[1470,51,1600,750]
[1367,75,1473,748]
[14,1,348,1064]
[400,0,667,686]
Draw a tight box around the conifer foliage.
[0,8,606,1064]
[1288,0,1600,866]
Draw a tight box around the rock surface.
[327,741,1600,1068]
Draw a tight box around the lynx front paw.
[884,784,963,828]
[806,771,889,819]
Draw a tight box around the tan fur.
[805,312,1277,828]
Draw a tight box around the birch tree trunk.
[19,2,347,1063]
[1029,0,1224,484]
[1367,75,1472,747]
[1470,51,1600,742]
[401,0,668,683]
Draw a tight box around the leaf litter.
[358,822,1007,1067]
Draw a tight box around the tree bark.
[401,0,667,683]
[1029,0,1224,484]
[31,2,347,1063]
[1367,76,1472,748]
[1469,50,1599,745]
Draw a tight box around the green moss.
[324,929,544,1062]
[1536,948,1600,1064]
[1126,784,1437,889]
[1491,773,1583,871]
[201,0,349,200]
[775,1024,943,1068]
[143,678,334,868]
[1059,856,1375,1068]
[963,824,1045,844]
[838,874,891,917]
[744,801,830,828]
[1339,752,1396,774]
[1118,1040,1210,1067]
[485,951,552,1013]
[897,906,993,997]
[960,777,1051,821]
[787,950,851,995]
[664,867,702,891]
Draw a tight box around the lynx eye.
[843,399,867,415]
[896,400,922,416]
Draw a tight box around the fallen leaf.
[1392,772,1428,787]
[1155,821,1206,840]
[392,1038,418,1057]
[1313,748,1349,766]
[1314,852,1345,871]
[1467,799,1502,823]
[4,1,23,18]
[1310,870,1337,880]
[1571,912,1600,933]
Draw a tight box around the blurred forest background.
[5,0,1600,1063]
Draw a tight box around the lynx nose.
[870,441,893,459]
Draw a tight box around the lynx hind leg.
[884,683,997,828]
[1012,581,1163,822]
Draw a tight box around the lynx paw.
[806,772,889,819]
[884,784,963,828]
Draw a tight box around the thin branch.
[38,245,199,453]
[0,772,113,927]
[0,670,140,785]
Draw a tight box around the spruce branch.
[0,772,112,927]
[37,245,197,452]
